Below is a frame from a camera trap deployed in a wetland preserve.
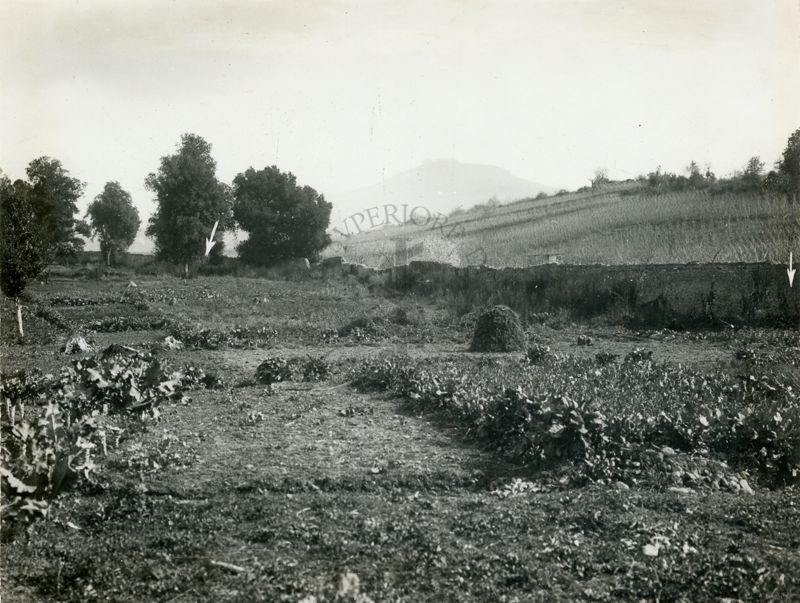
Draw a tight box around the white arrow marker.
[789,252,796,288]
[205,220,219,256]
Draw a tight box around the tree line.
[144,134,332,277]
[1,132,333,336]
[1,128,799,337]
[631,130,800,197]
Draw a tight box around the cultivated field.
[1,272,799,602]
[330,186,797,268]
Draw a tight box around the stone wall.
[364,261,800,328]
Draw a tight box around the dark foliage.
[625,347,654,363]
[638,156,770,196]
[770,127,800,200]
[89,316,169,333]
[145,134,232,267]
[594,351,619,365]
[86,182,141,266]
[337,316,390,342]
[24,157,86,261]
[254,357,293,389]
[232,166,332,266]
[351,354,800,486]
[169,323,277,350]
[0,176,49,301]
[0,353,214,526]
[298,355,332,381]
[525,343,554,365]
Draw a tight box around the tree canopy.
[145,134,231,267]
[776,128,800,201]
[25,157,86,260]
[86,181,141,266]
[232,166,332,266]
[741,156,764,189]
[1,173,50,335]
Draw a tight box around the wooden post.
[16,298,24,337]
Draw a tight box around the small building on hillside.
[527,253,562,266]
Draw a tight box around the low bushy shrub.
[337,316,390,343]
[89,315,169,333]
[299,355,332,381]
[625,347,653,363]
[388,307,410,325]
[0,352,213,527]
[525,344,554,365]
[594,351,619,365]
[350,355,800,487]
[255,357,293,389]
[170,323,277,350]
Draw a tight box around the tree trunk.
[16,298,24,338]
[106,250,111,267]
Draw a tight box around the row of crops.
[351,351,800,488]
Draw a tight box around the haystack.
[469,305,526,352]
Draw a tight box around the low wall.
[374,261,800,328]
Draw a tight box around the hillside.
[325,183,795,267]
[327,158,553,225]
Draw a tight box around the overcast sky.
[2,0,799,252]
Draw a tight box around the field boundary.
[327,260,800,328]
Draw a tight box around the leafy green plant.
[594,351,618,365]
[255,357,293,391]
[0,352,215,528]
[47,294,133,307]
[350,354,800,486]
[298,356,332,381]
[169,323,277,349]
[388,307,410,325]
[319,327,340,344]
[337,316,389,343]
[625,347,653,363]
[90,316,169,333]
[1,175,50,337]
[525,344,554,365]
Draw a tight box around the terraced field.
[330,186,796,267]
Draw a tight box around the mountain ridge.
[327,158,554,227]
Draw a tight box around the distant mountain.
[327,159,554,228]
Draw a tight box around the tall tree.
[776,128,800,202]
[86,182,141,267]
[145,134,231,277]
[741,156,764,190]
[0,173,49,337]
[686,161,706,187]
[232,166,332,266]
[25,157,86,261]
